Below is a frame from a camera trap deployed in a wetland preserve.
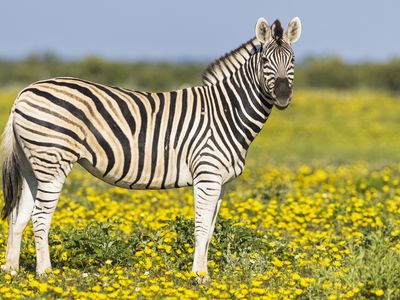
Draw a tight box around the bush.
[1,55,400,92]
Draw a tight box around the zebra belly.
[78,157,193,190]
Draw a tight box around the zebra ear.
[255,18,271,44]
[284,17,302,44]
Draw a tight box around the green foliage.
[165,216,272,267]
[0,56,204,91]
[1,55,400,92]
[343,231,400,298]
[299,57,358,89]
[49,222,147,270]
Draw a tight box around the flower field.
[0,89,399,299]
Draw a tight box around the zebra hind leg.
[32,176,69,275]
[27,150,74,275]
[1,177,36,274]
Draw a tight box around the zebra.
[1,17,301,281]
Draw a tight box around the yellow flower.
[61,252,68,261]
[292,273,301,281]
[4,274,12,281]
[92,285,101,292]
[272,257,284,267]
[150,285,160,292]
[144,258,152,270]
[252,280,262,287]
[300,278,310,288]
[53,287,63,294]
[38,283,48,293]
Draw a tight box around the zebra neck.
[209,52,274,153]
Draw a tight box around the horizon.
[1,51,399,65]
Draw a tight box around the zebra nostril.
[274,77,291,99]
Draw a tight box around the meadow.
[0,88,399,299]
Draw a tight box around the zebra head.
[255,17,302,110]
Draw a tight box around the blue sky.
[1,1,399,62]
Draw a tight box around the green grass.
[248,89,400,166]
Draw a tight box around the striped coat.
[1,17,301,280]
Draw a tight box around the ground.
[0,89,399,299]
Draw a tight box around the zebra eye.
[291,57,295,63]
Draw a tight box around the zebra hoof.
[36,267,52,277]
[196,273,211,284]
[1,264,19,275]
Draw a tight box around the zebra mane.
[202,38,262,86]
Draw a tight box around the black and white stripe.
[1,17,301,278]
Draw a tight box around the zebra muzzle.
[273,77,292,109]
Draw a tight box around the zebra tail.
[1,112,22,220]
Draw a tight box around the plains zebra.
[1,17,301,280]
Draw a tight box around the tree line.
[0,54,399,92]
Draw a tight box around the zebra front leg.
[192,176,224,283]
[31,180,64,275]
[1,178,36,274]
